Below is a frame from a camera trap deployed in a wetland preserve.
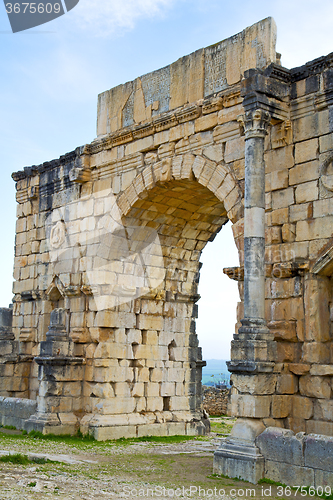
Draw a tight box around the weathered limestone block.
[230,395,271,418]
[269,320,298,342]
[289,160,319,185]
[310,365,333,376]
[256,427,304,465]
[315,469,333,487]
[304,434,333,472]
[313,399,333,421]
[286,417,306,434]
[306,420,333,436]
[304,275,330,342]
[231,374,277,395]
[281,223,296,243]
[272,188,294,210]
[277,341,300,363]
[293,110,330,143]
[276,374,298,394]
[296,216,333,241]
[292,396,313,420]
[299,375,331,399]
[302,342,330,363]
[295,138,318,164]
[289,363,310,376]
[264,460,314,486]
[271,395,292,418]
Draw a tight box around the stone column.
[241,109,270,326]
[228,109,276,374]
[214,109,277,484]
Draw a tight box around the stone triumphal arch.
[1,17,333,484]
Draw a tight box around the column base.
[213,418,265,484]
[229,318,277,374]
[24,412,78,435]
[238,318,271,338]
[213,439,264,484]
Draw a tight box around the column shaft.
[244,135,266,321]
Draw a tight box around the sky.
[0,0,332,359]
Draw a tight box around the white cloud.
[69,0,176,36]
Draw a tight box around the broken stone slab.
[256,426,304,466]
[304,433,333,472]
[264,460,314,486]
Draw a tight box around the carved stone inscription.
[204,43,227,96]
[141,65,171,116]
[122,89,135,128]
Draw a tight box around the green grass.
[28,429,96,443]
[26,430,203,446]
[209,417,235,435]
[0,452,59,466]
[207,473,230,480]
[0,453,30,465]
[258,478,286,487]
[115,435,199,445]
[0,425,17,430]
[0,426,208,452]
[209,414,228,418]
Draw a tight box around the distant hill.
[202,359,230,386]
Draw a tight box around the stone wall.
[203,386,229,415]
[0,396,37,430]
[257,427,333,487]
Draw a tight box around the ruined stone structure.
[1,17,333,485]
[202,387,229,416]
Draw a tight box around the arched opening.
[196,221,240,388]
[121,171,243,415]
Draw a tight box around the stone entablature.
[1,17,333,484]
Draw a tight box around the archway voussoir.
[142,165,156,191]
[207,165,229,194]
[192,156,206,179]
[180,153,195,180]
[197,159,217,188]
[172,155,183,180]
[154,158,172,184]
[227,199,244,224]
[124,183,140,208]
[132,172,144,194]
[231,217,244,239]
[215,173,235,201]
[117,191,131,216]
[224,186,241,213]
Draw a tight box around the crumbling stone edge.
[256,427,333,487]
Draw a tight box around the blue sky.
[0,0,332,358]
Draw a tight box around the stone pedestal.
[214,419,266,483]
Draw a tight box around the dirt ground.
[0,418,322,500]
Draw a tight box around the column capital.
[238,109,271,140]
